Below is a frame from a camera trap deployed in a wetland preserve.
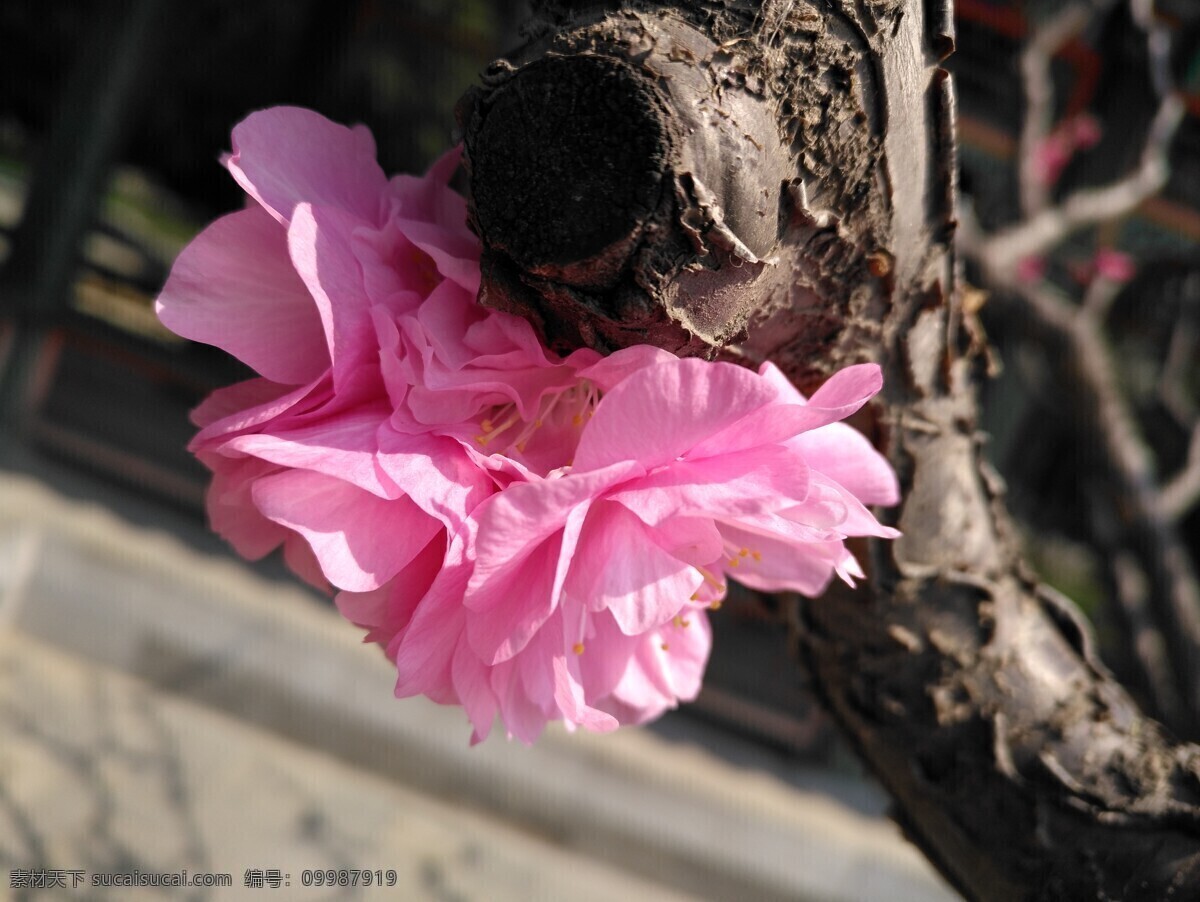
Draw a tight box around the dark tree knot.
[458,8,795,360]
[467,55,673,291]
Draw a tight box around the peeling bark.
[461,1,1200,896]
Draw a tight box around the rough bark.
[459,0,1200,897]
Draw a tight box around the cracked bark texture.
[460,0,1200,898]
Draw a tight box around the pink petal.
[191,377,330,447]
[423,145,464,188]
[386,148,466,225]
[376,422,494,525]
[391,540,472,698]
[565,502,699,635]
[553,656,619,733]
[190,378,298,430]
[398,219,482,296]
[491,657,552,744]
[787,473,901,539]
[468,462,643,609]
[576,345,676,391]
[453,640,498,744]
[606,611,712,720]
[335,532,445,646]
[789,422,899,506]
[288,203,377,389]
[156,207,328,384]
[715,523,844,596]
[283,532,332,592]
[198,452,287,560]
[574,358,778,471]
[251,470,439,592]
[608,445,810,526]
[685,363,884,459]
[807,362,885,409]
[643,516,725,566]
[224,403,396,498]
[351,220,430,308]
[466,532,562,665]
[1094,248,1135,283]
[225,107,387,225]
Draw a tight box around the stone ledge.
[0,632,693,902]
[0,473,956,901]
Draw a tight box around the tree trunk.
[459,1,1200,896]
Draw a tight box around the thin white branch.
[1160,427,1200,522]
[1079,272,1124,321]
[980,93,1185,276]
[1018,4,1092,218]
[1159,291,1199,428]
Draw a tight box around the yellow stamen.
[572,414,584,426]
[689,592,699,601]
[710,600,723,611]
[739,548,749,557]
[729,557,740,567]
[697,567,725,590]
[751,551,762,562]
[481,419,494,433]
[572,643,585,655]
[660,642,670,652]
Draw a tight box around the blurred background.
[0,0,1197,899]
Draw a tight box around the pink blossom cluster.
[157,107,899,744]
[1031,113,1102,188]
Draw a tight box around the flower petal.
[685,363,885,459]
[391,539,472,699]
[715,522,845,596]
[553,656,619,733]
[576,345,676,391]
[565,502,699,635]
[467,462,643,609]
[224,403,395,497]
[226,106,387,225]
[789,423,899,505]
[251,470,439,591]
[608,445,809,526]
[156,206,328,384]
[573,358,778,471]
[466,531,562,665]
[288,203,377,389]
[453,640,498,744]
[376,422,494,524]
[198,451,287,560]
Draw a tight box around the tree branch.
[463,0,1200,895]
[960,0,1200,738]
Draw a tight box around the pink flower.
[1031,114,1103,188]
[157,108,489,596]
[343,351,899,743]
[1093,248,1135,283]
[157,106,901,745]
[1016,255,1047,283]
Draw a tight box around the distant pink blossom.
[1031,113,1102,187]
[1093,248,1135,283]
[157,106,900,744]
[1016,255,1047,283]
